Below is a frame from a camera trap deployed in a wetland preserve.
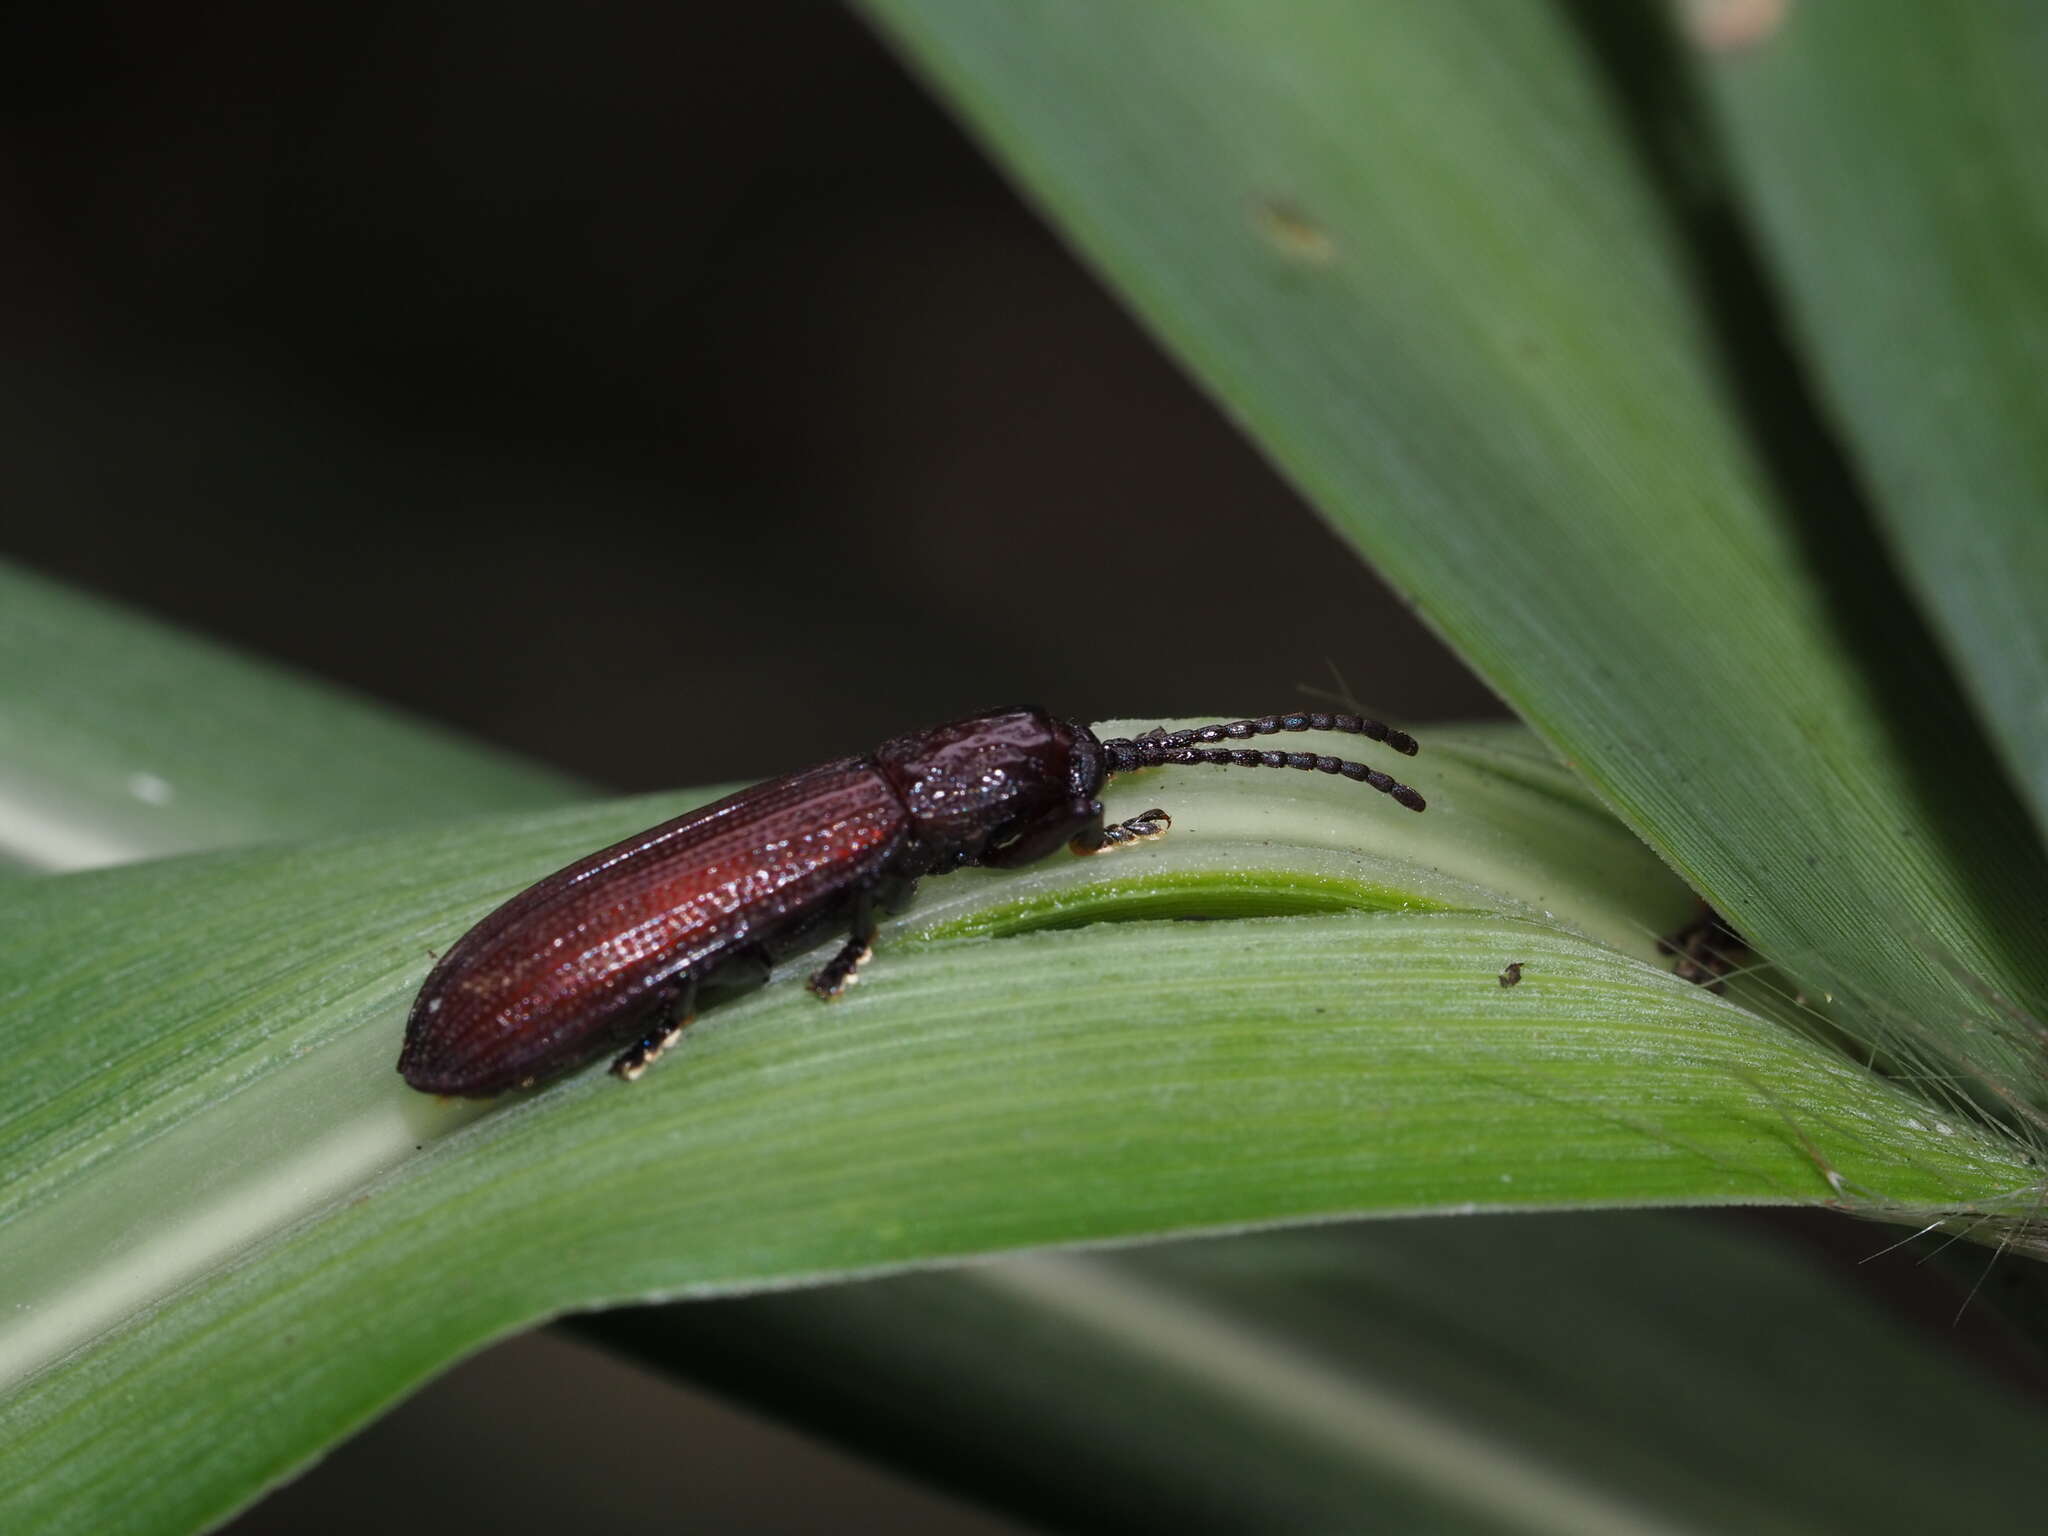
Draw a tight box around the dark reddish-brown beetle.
[399,706,1424,1096]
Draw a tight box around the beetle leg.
[1070,807,1171,857]
[611,973,701,1082]
[809,889,879,1001]
[708,943,774,992]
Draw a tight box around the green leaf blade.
[858,0,2048,1114]
[3,756,2033,1533]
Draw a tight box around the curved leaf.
[3,740,2034,1532]
[857,0,2048,1119]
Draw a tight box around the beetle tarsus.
[1071,807,1171,856]
[809,936,874,1000]
[610,975,701,1082]
[612,1014,695,1081]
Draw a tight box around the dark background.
[7,5,2032,1533]
[1,0,1498,801]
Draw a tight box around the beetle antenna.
[1123,711,1418,756]
[1100,712,1426,812]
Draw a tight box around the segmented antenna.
[1099,712,1426,812]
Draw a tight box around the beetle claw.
[1071,808,1171,856]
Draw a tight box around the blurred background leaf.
[0,566,579,871]
[581,1214,2048,1535]
[1684,0,2048,841]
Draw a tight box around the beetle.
[398,706,1424,1096]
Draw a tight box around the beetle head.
[874,707,1106,871]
